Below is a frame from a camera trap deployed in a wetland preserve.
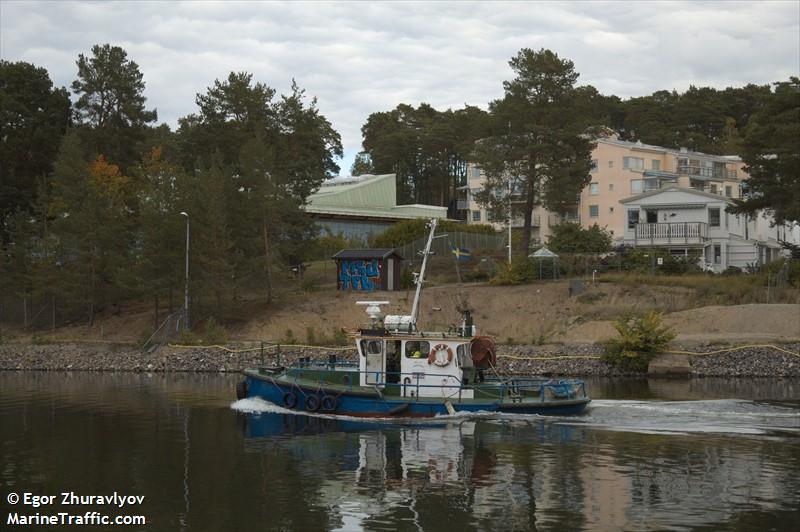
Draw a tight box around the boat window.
[404,340,430,358]
[457,344,473,368]
[360,340,382,357]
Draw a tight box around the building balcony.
[677,165,728,180]
[643,169,679,180]
[551,212,580,225]
[456,199,469,210]
[509,214,541,228]
[633,222,708,245]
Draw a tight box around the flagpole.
[454,246,462,284]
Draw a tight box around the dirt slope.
[560,303,800,343]
[13,281,799,346]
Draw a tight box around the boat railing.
[284,367,587,403]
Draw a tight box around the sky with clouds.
[2,0,798,174]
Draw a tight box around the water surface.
[1,372,798,531]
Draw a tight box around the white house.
[620,187,797,273]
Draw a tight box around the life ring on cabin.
[304,395,321,412]
[235,380,248,400]
[320,395,338,412]
[428,344,454,367]
[282,391,298,409]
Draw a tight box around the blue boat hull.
[241,372,590,418]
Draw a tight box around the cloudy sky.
[2,1,798,174]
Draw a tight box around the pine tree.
[49,131,136,325]
[730,77,800,226]
[71,44,157,171]
[134,147,187,327]
[474,48,595,255]
[0,60,71,242]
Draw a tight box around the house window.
[472,211,481,222]
[725,185,732,197]
[714,244,721,264]
[630,179,643,193]
[623,157,644,170]
[590,159,598,172]
[589,182,599,195]
[589,205,599,218]
[652,160,661,170]
[609,207,614,214]
[709,207,721,227]
[609,183,614,191]
[608,161,613,168]
[627,210,639,229]
[710,184,718,195]
[470,166,481,178]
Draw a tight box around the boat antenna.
[410,218,438,329]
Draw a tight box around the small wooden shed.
[333,249,404,291]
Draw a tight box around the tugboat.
[237,219,590,417]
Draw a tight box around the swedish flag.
[451,246,471,261]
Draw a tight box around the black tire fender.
[320,395,338,412]
[283,391,298,409]
[235,380,248,400]
[305,394,321,412]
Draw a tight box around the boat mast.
[410,218,438,329]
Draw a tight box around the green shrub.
[722,265,743,276]
[307,232,365,260]
[462,269,491,282]
[306,326,317,345]
[490,258,535,285]
[177,329,201,345]
[602,311,676,372]
[399,267,415,289]
[370,219,496,248]
[300,276,319,292]
[199,317,228,345]
[618,248,701,274]
[577,291,606,304]
[329,328,349,346]
[547,223,612,253]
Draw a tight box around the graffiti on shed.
[338,259,382,291]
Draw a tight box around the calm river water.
[1,372,798,531]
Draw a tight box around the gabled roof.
[620,187,734,205]
[333,249,404,260]
[529,247,558,258]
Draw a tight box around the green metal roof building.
[305,174,447,241]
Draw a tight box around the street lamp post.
[507,175,512,265]
[180,212,190,330]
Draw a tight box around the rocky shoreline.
[1,341,798,377]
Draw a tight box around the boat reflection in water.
[236,398,800,531]
[237,408,586,530]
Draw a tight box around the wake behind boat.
[237,219,590,418]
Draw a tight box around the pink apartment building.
[464,133,750,245]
